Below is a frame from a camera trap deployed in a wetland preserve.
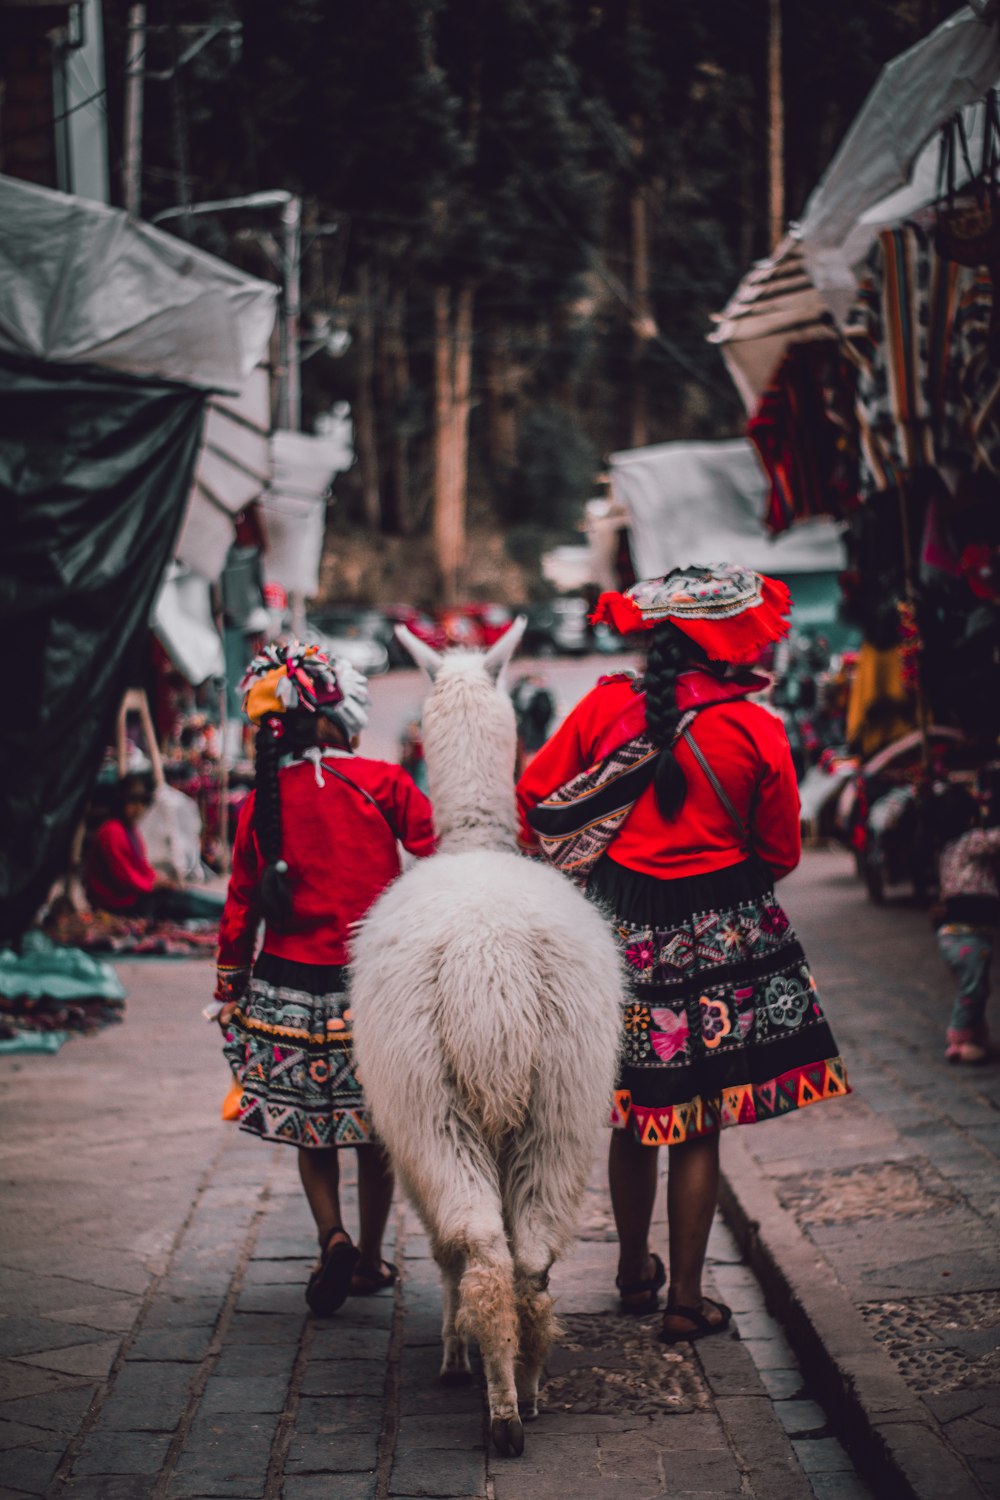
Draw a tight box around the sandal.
[615,1251,666,1314]
[350,1259,399,1296]
[660,1295,732,1345]
[305,1228,359,1317]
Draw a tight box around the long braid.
[643,624,693,819]
[254,721,293,928]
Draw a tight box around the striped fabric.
[844,221,1000,495]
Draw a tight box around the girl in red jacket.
[216,643,435,1316]
[517,565,849,1346]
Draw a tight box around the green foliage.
[498,403,596,530]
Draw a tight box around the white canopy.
[262,428,355,597]
[609,440,846,579]
[797,5,1000,323]
[0,175,277,393]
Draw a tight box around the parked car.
[521,597,590,656]
[380,605,449,666]
[436,603,514,649]
[306,612,390,676]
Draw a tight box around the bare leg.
[608,1128,661,1304]
[355,1143,395,1274]
[664,1131,724,1331]
[298,1147,343,1248]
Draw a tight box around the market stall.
[710,3,1000,899]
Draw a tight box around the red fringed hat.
[591,563,792,664]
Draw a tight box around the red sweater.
[516,671,801,882]
[86,819,157,912]
[217,753,436,969]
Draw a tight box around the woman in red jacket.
[517,565,849,1345]
[216,643,435,1317]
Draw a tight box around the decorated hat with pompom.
[590,563,791,664]
[240,642,369,736]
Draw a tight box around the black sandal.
[305,1228,359,1316]
[350,1259,399,1296]
[615,1251,666,1314]
[659,1295,732,1345]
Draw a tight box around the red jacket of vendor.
[85,818,157,912]
[516,671,801,882]
[218,752,437,969]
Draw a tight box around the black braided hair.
[253,713,326,929]
[643,622,716,820]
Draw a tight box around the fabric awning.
[708,237,837,411]
[0,174,277,393]
[261,429,354,596]
[609,439,846,581]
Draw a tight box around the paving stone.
[292,1395,383,1438]
[773,1399,828,1438]
[0,1385,96,1434]
[0,1321,115,1359]
[47,1303,140,1336]
[224,1314,302,1348]
[808,1474,877,1500]
[308,1325,390,1361]
[15,1342,119,1381]
[213,1344,298,1379]
[127,1326,214,1362]
[235,1284,310,1318]
[243,1259,313,1288]
[62,1477,164,1500]
[0,1418,59,1450]
[282,1477,376,1500]
[298,1359,386,1398]
[167,1412,275,1497]
[97,1360,196,1431]
[790,1437,854,1473]
[395,1413,485,1450]
[198,1375,290,1414]
[757,1368,807,1401]
[0,1445,62,1494]
[74,1430,173,1476]
[696,1335,767,1397]
[391,1447,486,1497]
[739,1335,798,1371]
[285,1430,378,1473]
[0,1358,98,1406]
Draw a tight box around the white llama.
[350,618,623,1459]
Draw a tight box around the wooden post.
[768,0,785,253]
[123,3,146,218]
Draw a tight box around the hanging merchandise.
[935,91,1000,269]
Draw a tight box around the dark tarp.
[0,353,207,945]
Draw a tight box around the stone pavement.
[0,947,875,1500]
[719,848,1000,1500]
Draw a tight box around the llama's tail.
[433,933,543,1142]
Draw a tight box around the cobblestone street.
[0,846,997,1498]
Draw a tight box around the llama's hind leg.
[437,1248,471,1384]
[457,1245,523,1457]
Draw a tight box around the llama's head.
[395,617,527,852]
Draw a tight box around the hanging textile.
[0,353,206,946]
[747,342,859,533]
[844,221,1000,496]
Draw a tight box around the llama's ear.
[394,623,444,680]
[483,614,527,684]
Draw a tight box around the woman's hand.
[217,1001,239,1028]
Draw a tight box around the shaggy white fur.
[351,621,623,1458]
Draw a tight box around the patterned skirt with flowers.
[221,953,372,1149]
[588,856,849,1146]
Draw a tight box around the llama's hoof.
[491,1413,525,1457]
[518,1397,539,1421]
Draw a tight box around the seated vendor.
[85,774,224,922]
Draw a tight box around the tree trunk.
[354,262,382,530]
[629,175,651,449]
[483,332,518,470]
[432,283,474,604]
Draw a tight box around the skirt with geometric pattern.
[587,854,850,1146]
[221,952,372,1149]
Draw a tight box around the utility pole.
[123,3,146,217]
[280,195,302,433]
[768,0,785,252]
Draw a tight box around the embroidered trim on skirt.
[588,855,850,1146]
[221,952,372,1149]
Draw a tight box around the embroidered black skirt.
[587,855,849,1145]
[221,953,372,1149]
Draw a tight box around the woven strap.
[320,761,399,842]
[681,729,749,849]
